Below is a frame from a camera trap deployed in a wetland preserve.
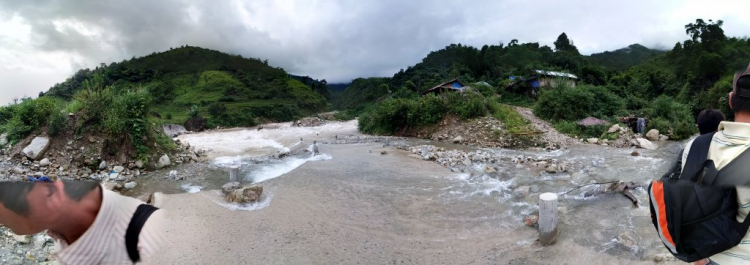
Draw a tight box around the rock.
[523,215,539,227]
[13,234,31,244]
[12,167,25,174]
[636,138,658,150]
[103,182,117,190]
[162,124,188,137]
[659,134,669,141]
[39,158,50,167]
[586,138,598,144]
[545,165,558,173]
[156,154,170,169]
[183,117,207,132]
[0,133,7,147]
[514,186,531,197]
[484,166,497,173]
[135,160,144,168]
[631,150,639,156]
[113,166,125,173]
[453,136,464,143]
[607,124,621,133]
[22,137,50,160]
[124,181,137,190]
[221,182,242,194]
[98,161,107,170]
[617,231,637,247]
[226,186,263,203]
[646,129,660,141]
[380,151,387,155]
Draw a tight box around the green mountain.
[46,46,329,125]
[589,44,665,70]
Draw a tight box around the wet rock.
[636,138,657,150]
[135,160,144,169]
[39,158,50,167]
[659,134,669,141]
[586,138,598,144]
[607,124,621,133]
[453,136,464,143]
[646,129,660,141]
[156,154,170,169]
[296,117,326,127]
[22,137,50,160]
[484,166,497,174]
[226,186,263,203]
[523,215,538,227]
[222,182,242,194]
[514,186,530,197]
[381,151,387,155]
[631,150,639,156]
[545,165,558,173]
[124,181,137,190]
[98,161,107,170]
[113,166,124,173]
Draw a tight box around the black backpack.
[648,132,750,262]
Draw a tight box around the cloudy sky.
[1,0,750,105]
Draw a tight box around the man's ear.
[43,181,66,210]
[729,92,734,110]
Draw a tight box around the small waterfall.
[636,118,646,134]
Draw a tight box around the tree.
[208,102,227,118]
[684,19,725,52]
[553,32,580,55]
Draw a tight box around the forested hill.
[45,46,330,124]
[589,44,665,70]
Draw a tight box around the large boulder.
[636,138,658,150]
[226,186,263,203]
[0,133,7,147]
[646,129,660,141]
[22,137,51,160]
[221,182,242,195]
[453,136,464,143]
[183,117,207,132]
[156,154,171,169]
[162,124,188,137]
[607,124,621,133]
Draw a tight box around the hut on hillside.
[506,70,579,96]
[420,79,466,96]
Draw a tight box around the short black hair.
[0,181,100,217]
[697,109,725,135]
[731,74,750,115]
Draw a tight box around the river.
[139,120,686,264]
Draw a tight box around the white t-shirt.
[49,186,166,265]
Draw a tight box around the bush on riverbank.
[643,95,696,139]
[358,92,489,135]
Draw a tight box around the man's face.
[0,183,57,235]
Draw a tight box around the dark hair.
[697,109,725,135]
[731,75,750,115]
[0,181,100,216]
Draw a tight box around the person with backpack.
[0,180,166,264]
[651,66,750,265]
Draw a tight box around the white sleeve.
[680,138,695,173]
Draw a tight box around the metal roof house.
[529,70,578,88]
[420,79,466,95]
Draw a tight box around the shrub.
[534,84,626,122]
[643,96,696,139]
[446,92,487,120]
[358,98,412,135]
[48,108,69,136]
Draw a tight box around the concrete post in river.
[538,192,559,245]
[229,165,240,183]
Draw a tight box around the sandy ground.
[146,143,682,265]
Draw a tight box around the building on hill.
[505,70,578,97]
[420,79,466,96]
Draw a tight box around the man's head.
[697,109,725,135]
[0,181,100,235]
[729,63,750,115]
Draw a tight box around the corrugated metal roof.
[534,70,578,79]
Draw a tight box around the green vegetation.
[488,101,534,134]
[342,18,744,140]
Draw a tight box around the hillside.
[589,44,665,70]
[45,46,329,126]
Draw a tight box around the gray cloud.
[2,0,750,105]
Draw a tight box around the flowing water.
[142,120,689,264]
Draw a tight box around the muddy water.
[144,121,688,264]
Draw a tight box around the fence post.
[539,192,559,245]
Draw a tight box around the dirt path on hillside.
[512,106,578,148]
